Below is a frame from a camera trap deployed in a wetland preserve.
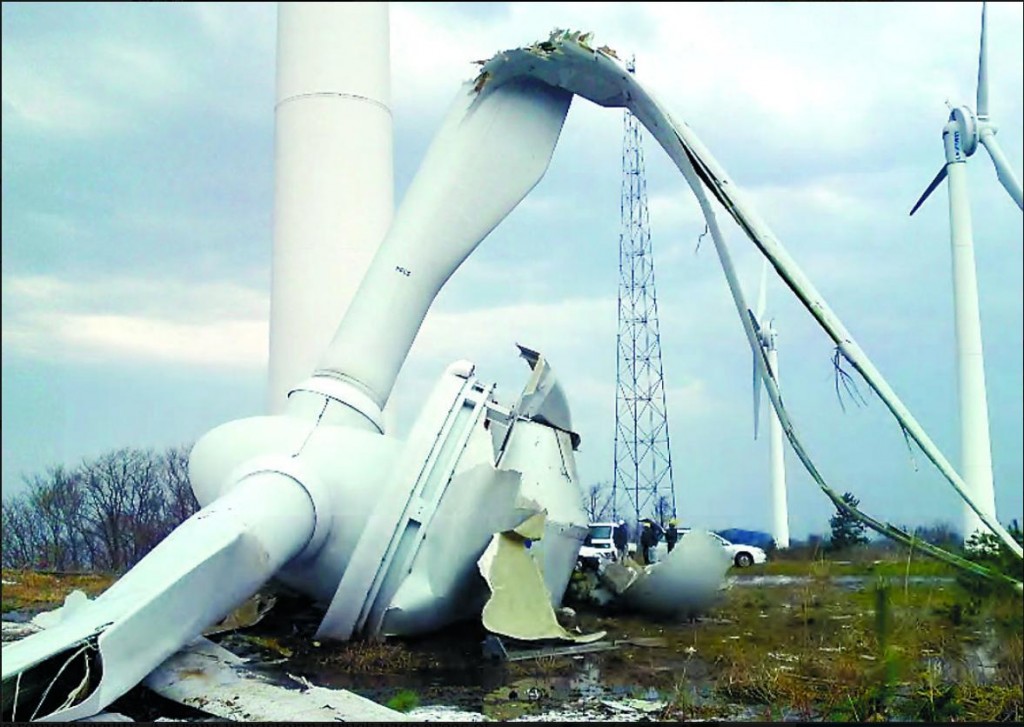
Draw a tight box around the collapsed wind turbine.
[5,19,1021,724]
[908,1,1023,544]
[751,260,789,550]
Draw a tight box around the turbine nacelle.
[946,105,979,159]
[910,2,1023,216]
[756,318,777,351]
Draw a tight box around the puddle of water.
[307,639,744,722]
[257,575,992,722]
[728,574,955,589]
[922,626,1002,686]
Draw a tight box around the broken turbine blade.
[751,258,769,440]
[909,165,948,216]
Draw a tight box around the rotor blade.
[753,347,763,440]
[980,131,1024,209]
[749,308,765,440]
[976,1,989,119]
[909,166,948,216]
[755,258,768,323]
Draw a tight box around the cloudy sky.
[2,2,1021,540]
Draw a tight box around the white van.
[577,522,619,568]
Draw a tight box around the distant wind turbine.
[751,259,789,549]
[909,1,1023,544]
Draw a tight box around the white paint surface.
[268,2,394,414]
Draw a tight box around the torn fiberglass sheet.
[478,531,606,644]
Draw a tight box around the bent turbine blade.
[751,259,769,440]
[909,166,948,216]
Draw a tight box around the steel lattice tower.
[612,59,676,526]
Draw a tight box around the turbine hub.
[947,106,979,157]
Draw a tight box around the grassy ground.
[757,555,956,578]
[1,569,115,614]
[3,556,1021,722]
[585,564,1023,721]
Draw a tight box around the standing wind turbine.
[909,2,1023,544]
[752,259,790,549]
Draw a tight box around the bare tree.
[161,444,199,532]
[26,466,91,571]
[654,494,672,527]
[1,442,206,573]
[82,449,137,572]
[1,497,45,569]
[79,446,193,572]
[584,481,613,522]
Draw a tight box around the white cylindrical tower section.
[766,344,789,549]
[268,2,394,414]
[945,152,998,543]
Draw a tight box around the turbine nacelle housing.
[946,105,979,158]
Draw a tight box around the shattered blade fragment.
[473,70,491,93]
[596,560,641,596]
[203,593,277,637]
[2,621,42,644]
[144,637,408,722]
[514,344,578,447]
[78,713,133,723]
[315,353,589,642]
[29,591,91,631]
[589,532,733,618]
[1,472,317,723]
[599,531,731,617]
[478,531,606,644]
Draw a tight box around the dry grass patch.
[1,568,115,612]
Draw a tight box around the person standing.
[665,518,679,553]
[613,520,628,562]
[640,521,655,565]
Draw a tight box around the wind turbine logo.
[751,259,789,550]
[908,2,1023,544]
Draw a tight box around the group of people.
[611,517,681,565]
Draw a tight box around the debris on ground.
[203,593,277,637]
[568,531,732,618]
[1,620,42,643]
[143,637,409,722]
[482,634,618,662]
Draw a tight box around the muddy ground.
[3,562,1022,722]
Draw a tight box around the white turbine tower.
[909,2,1023,544]
[752,259,789,549]
[268,3,394,415]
